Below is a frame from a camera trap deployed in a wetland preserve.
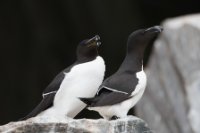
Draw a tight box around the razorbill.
[21,35,105,120]
[80,26,163,120]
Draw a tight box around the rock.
[136,14,200,133]
[0,116,153,133]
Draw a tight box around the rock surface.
[0,116,153,133]
[136,14,200,133]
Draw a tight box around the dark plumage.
[80,26,163,120]
[21,35,104,120]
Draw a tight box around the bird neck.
[119,50,144,73]
[76,49,98,63]
[77,56,97,64]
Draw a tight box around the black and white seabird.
[80,26,163,120]
[21,35,105,120]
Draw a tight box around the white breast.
[117,70,147,116]
[39,56,105,118]
[88,69,147,119]
[131,70,147,96]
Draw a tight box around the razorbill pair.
[21,26,162,121]
[21,35,105,120]
[80,26,163,120]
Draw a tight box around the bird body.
[88,69,146,119]
[80,26,163,120]
[21,35,105,120]
[39,56,105,118]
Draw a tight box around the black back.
[21,35,101,120]
[80,26,163,106]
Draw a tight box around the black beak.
[144,26,163,33]
[87,35,101,47]
[94,35,101,46]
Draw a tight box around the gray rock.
[136,14,200,133]
[0,116,153,133]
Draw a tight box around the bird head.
[127,26,163,53]
[76,35,101,61]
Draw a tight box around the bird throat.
[120,48,145,73]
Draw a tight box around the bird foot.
[110,115,120,120]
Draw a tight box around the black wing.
[94,91,131,106]
[80,89,131,107]
[21,63,76,120]
[81,72,138,107]
[20,93,56,120]
[97,71,138,95]
[42,63,75,94]
[42,72,65,94]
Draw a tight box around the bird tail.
[79,97,97,106]
[19,93,55,121]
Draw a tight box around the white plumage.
[88,69,147,120]
[38,56,105,118]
